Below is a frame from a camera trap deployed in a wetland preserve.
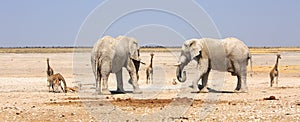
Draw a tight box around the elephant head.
[128,38,141,61]
[115,36,141,72]
[128,37,142,78]
[176,39,205,82]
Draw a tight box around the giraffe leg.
[276,76,279,87]
[146,71,149,84]
[270,76,274,87]
[150,71,153,84]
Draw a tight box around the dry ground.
[0,48,300,121]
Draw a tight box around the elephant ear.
[129,38,141,61]
[187,39,203,60]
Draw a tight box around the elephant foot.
[190,88,199,93]
[100,89,111,95]
[234,89,248,93]
[133,89,142,94]
[199,88,209,93]
[231,72,237,76]
[116,89,126,94]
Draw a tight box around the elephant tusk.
[140,61,146,65]
[174,62,181,66]
[130,58,146,65]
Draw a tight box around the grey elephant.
[91,36,142,95]
[176,37,252,93]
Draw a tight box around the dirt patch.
[1,50,300,121]
[45,101,84,106]
[110,97,198,108]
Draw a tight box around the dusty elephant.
[91,36,142,95]
[176,37,252,93]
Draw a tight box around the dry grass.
[1,47,299,54]
[252,65,300,74]
[250,47,300,54]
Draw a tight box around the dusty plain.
[0,47,300,121]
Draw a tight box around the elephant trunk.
[132,59,141,80]
[176,65,187,82]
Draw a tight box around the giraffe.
[270,54,281,87]
[46,58,67,93]
[146,53,154,84]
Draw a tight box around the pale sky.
[0,0,299,47]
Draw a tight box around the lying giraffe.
[46,58,67,93]
[270,54,281,87]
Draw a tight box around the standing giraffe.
[146,53,154,84]
[270,54,281,87]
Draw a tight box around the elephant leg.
[232,61,248,92]
[194,59,209,92]
[227,59,235,73]
[199,69,210,93]
[116,70,125,93]
[234,70,248,93]
[95,67,102,92]
[100,74,111,95]
[126,63,142,94]
[99,64,111,95]
[235,75,242,91]
[129,72,142,94]
[229,60,238,76]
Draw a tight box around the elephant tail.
[248,53,253,77]
[91,54,100,88]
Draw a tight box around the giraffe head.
[150,53,154,57]
[276,54,281,59]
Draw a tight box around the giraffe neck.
[274,56,279,69]
[47,59,51,70]
[47,59,53,76]
[149,56,153,68]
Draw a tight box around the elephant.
[176,37,252,93]
[91,35,142,95]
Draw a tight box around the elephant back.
[222,37,250,60]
